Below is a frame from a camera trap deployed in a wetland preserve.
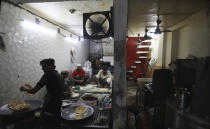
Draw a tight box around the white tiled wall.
[0,2,89,105]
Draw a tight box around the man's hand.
[20,86,27,92]
[79,80,83,84]
[75,80,80,83]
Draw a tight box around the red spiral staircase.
[126,37,151,79]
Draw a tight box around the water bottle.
[179,88,188,112]
[179,91,185,112]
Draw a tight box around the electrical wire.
[2,0,78,36]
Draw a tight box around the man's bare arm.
[20,84,42,94]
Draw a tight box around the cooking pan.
[0,99,43,117]
[61,103,94,121]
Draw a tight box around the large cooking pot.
[0,99,43,117]
[80,94,98,108]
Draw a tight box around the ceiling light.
[65,37,77,43]
[21,20,56,35]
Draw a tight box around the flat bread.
[74,113,85,120]
[75,106,87,114]
[24,83,32,89]
[8,99,30,111]
[23,84,33,96]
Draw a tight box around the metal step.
[137,45,150,48]
[139,56,148,59]
[137,41,151,45]
[136,51,149,54]
[130,65,137,68]
[134,61,141,64]
[128,77,134,80]
[127,70,133,73]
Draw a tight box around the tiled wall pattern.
[0,2,89,106]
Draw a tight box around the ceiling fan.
[144,28,152,40]
[150,15,172,34]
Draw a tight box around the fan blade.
[102,30,106,34]
[91,32,98,36]
[100,18,107,25]
[162,30,172,32]
[88,17,95,24]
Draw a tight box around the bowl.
[80,94,98,107]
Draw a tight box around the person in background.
[61,71,71,98]
[83,60,92,83]
[20,58,64,129]
[106,62,114,74]
[72,64,85,85]
[91,58,102,77]
[96,65,112,88]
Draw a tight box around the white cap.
[77,64,82,67]
[106,78,112,84]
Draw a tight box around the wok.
[0,99,43,117]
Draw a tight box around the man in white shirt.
[96,66,112,88]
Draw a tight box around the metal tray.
[61,104,94,120]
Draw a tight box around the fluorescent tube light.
[21,20,56,35]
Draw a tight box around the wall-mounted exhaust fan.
[150,15,172,34]
[83,8,113,40]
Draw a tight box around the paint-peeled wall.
[102,38,114,56]
[102,38,114,65]
[0,2,89,105]
[171,9,210,60]
[89,38,114,63]
[89,40,103,59]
